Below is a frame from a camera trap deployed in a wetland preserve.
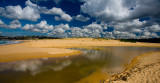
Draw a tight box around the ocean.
[0,40,21,45]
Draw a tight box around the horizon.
[0,0,160,39]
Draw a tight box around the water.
[0,40,21,45]
[0,47,159,83]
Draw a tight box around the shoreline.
[105,51,160,83]
[0,51,81,63]
[0,40,23,46]
[0,38,160,63]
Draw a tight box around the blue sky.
[0,0,160,39]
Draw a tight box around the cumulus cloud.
[54,14,72,22]
[44,7,72,22]
[27,0,72,22]
[22,19,159,39]
[0,0,72,22]
[81,0,160,22]
[0,0,40,21]
[146,24,160,32]
[140,30,159,38]
[61,13,72,22]
[105,19,160,39]
[113,19,147,33]
[75,14,90,22]
[0,19,21,29]
[22,20,53,33]
[113,31,137,39]
[48,22,108,38]
[79,0,160,39]
[22,21,70,37]
[44,7,63,15]
[84,22,103,30]
[48,23,69,37]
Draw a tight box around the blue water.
[0,40,21,45]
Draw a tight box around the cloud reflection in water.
[0,58,72,75]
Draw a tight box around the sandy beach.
[0,38,160,62]
[0,38,160,83]
[105,51,160,83]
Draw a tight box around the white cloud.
[9,20,22,29]
[79,0,160,39]
[54,14,72,22]
[83,22,103,30]
[26,0,38,8]
[113,19,147,32]
[0,32,2,34]
[40,3,72,22]
[48,24,70,37]
[70,22,107,38]
[146,24,160,32]
[21,20,159,39]
[0,19,21,29]
[106,19,160,39]
[60,13,72,22]
[113,30,137,39]
[44,7,63,15]
[81,0,129,21]
[0,19,4,24]
[140,31,158,38]
[55,23,70,30]
[22,20,53,33]
[0,0,72,22]
[48,22,107,38]
[75,14,90,22]
[81,0,160,22]
[0,0,40,21]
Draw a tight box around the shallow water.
[0,47,160,83]
[0,40,21,45]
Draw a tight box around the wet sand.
[105,51,160,83]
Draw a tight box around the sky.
[0,0,160,39]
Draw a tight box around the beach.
[0,38,160,62]
[106,51,160,83]
[0,38,160,83]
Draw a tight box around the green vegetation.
[120,39,137,43]
[94,37,108,40]
[0,36,60,40]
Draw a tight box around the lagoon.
[0,47,159,83]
